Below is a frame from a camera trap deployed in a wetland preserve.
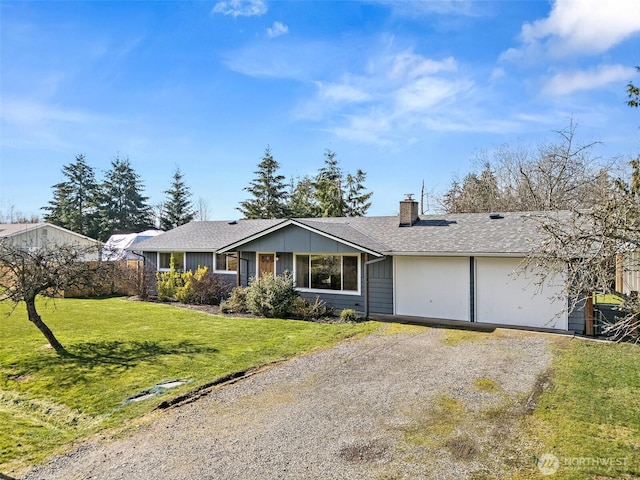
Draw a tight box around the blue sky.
[1,0,640,221]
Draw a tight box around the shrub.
[291,295,334,321]
[190,273,232,305]
[220,286,248,313]
[339,308,358,323]
[156,254,182,301]
[175,269,196,303]
[245,271,298,318]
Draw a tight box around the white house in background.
[0,223,102,260]
[103,230,163,261]
[618,251,640,296]
[133,198,583,334]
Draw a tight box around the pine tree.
[42,154,102,238]
[288,176,320,218]
[100,156,153,236]
[238,146,289,219]
[344,169,372,217]
[314,149,345,217]
[160,168,195,230]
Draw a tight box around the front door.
[258,253,275,278]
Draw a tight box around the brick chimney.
[399,194,419,227]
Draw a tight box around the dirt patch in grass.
[338,440,389,463]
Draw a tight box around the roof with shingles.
[133,211,570,256]
[132,219,285,251]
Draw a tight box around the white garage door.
[395,256,469,321]
[475,257,567,329]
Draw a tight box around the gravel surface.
[19,326,553,480]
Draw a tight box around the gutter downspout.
[364,255,387,319]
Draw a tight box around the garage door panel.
[475,257,567,329]
[395,256,469,321]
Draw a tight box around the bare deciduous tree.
[0,241,106,354]
[525,161,640,340]
[441,121,609,213]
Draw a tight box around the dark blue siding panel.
[367,256,393,314]
[568,297,585,334]
[276,252,294,275]
[239,225,360,254]
[185,252,214,272]
[143,252,157,269]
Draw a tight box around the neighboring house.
[103,230,163,261]
[0,223,101,260]
[616,251,640,297]
[133,198,581,333]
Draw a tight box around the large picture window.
[215,253,238,272]
[294,254,359,292]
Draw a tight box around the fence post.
[585,293,594,336]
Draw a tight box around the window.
[159,252,185,271]
[294,254,359,292]
[215,253,238,272]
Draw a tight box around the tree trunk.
[25,298,66,354]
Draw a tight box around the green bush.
[156,254,182,301]
[245,271,298,318]
[339,308,358,323]
[220,286,248,313]
[291,295,334,320]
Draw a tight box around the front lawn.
[0,297,378,470]
[522,337,640,479]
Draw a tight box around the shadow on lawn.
[61,340,219,369]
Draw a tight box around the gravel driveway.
[21,325,553,480]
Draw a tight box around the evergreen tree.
[288,176,320,218]
[344,169,372,217]
[160,168,195,230]
[42,154,102,238]
[100,156,153,236]
[238,146,289,219]
[314,149,346,217]
[314,149,372,217]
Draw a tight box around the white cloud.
[388,53,456,80]
[506,0,640,58]
[490,67,505,81]
[302,50,479,143]
[316,82,371,103]
[212,0,266,18]
[394,77,471,114]
[372,0,478,17]
[543,64,638,96]
[266,21,288,38]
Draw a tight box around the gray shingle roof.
[132,219,284,251]
[133,211,569,256]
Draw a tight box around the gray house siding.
[367,256,394,315]
[143,251,157,269]
[239,225,361,254]
[276,252,294,274]
[186,252,214,272]
[568,297,585,334]
[238,251,256,285]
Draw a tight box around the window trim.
[214,252,238,274]
[293,252,361,295]
[157,251,186,272]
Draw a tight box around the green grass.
[0,297,378,470]
[523,338,640,479]
[594,293,624,304]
